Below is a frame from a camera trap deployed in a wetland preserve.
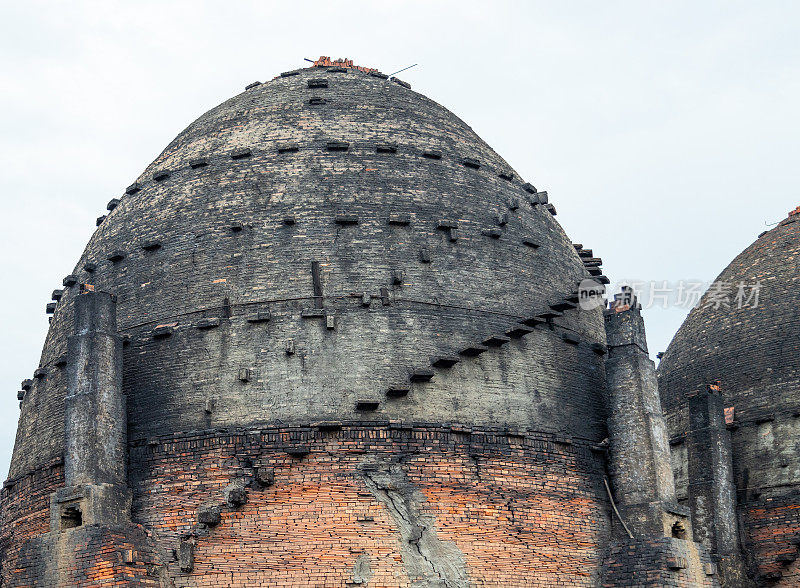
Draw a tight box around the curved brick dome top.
[658,211,800,419]
[10,65,607,478]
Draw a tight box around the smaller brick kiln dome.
[658,207,800,419]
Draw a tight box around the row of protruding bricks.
[57,206,553,317]
[46,184,557,340]
[177,458,278,574]
[94,140,554,231]
[372,285,608,411]
[573,243,609,285]
[23,280,606,415]
[30,235,599,407]
[93,63,550,230]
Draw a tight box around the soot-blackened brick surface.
[9,66,607,478]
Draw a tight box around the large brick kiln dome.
[10,64,607,479]
[2,61,619,587]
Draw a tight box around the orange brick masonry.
[2,424,611,586]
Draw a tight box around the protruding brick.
[388,213,410,225]
[483,335,511,347]
[460,345,488,357]
[197,503,221,526]
[386,387,409,398]
[505,325,534,338]
[561,332,580,345]
[152,324,175,339]
[152,169,171,182]
[230,148,252,160]
[327,141,349,151]
[195,318,220,329]
[224,483,248,508]
[431,356,460,368]
[356,399,379,411]
[247,310,271,323]
[410,369,434,382]
[141,240,162,251]
[255,465,275,486]
[376,142,397,153]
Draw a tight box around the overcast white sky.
[1,1,798,479]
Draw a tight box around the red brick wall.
[2,424,612,586]
[0,458,62,584]
[129,424,610,587]
[9,426,800,585]
[741,495,800,585]
[0,461,164,587]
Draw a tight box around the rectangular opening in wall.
[60,503,83,530]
